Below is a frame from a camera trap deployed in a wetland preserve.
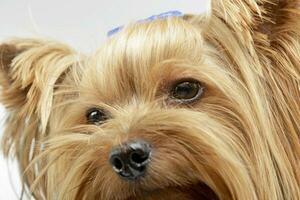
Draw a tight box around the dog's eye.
[86,108,108,124]
[171,80,203,102]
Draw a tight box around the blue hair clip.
[107,10,183,36]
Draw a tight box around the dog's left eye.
[170,80,203,102]
[86,108,108,124]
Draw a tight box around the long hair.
[0,1,300,199]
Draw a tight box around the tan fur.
[1,0,300,199]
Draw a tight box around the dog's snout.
[109,139,151,180]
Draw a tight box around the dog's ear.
[0,38,77,158]
[209,0,300,53]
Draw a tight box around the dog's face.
[1,1,300,200]
[47,18,224,200]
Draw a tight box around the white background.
[0,0,209,199]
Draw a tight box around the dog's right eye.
[86,108,108,125]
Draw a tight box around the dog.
[1,0,300,199]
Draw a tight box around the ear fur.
[0,39,77,190]
[201,2,300,199]
[209,0,300,63]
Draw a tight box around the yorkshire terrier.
[1,0,300,199]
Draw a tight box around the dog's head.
[1,1,300,200]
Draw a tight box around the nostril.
[130,151,149,165]
[111,156,123,171]
[109,148,126,173]
[128,140,151,167]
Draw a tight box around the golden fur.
[1,0,300,199]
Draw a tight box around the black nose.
[109,139,151,180]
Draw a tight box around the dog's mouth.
[177,182,219,200]
[127,182,219,200]
[108,140,219,199]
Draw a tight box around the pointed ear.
[0,38,77,156]
[209,0,300,50]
